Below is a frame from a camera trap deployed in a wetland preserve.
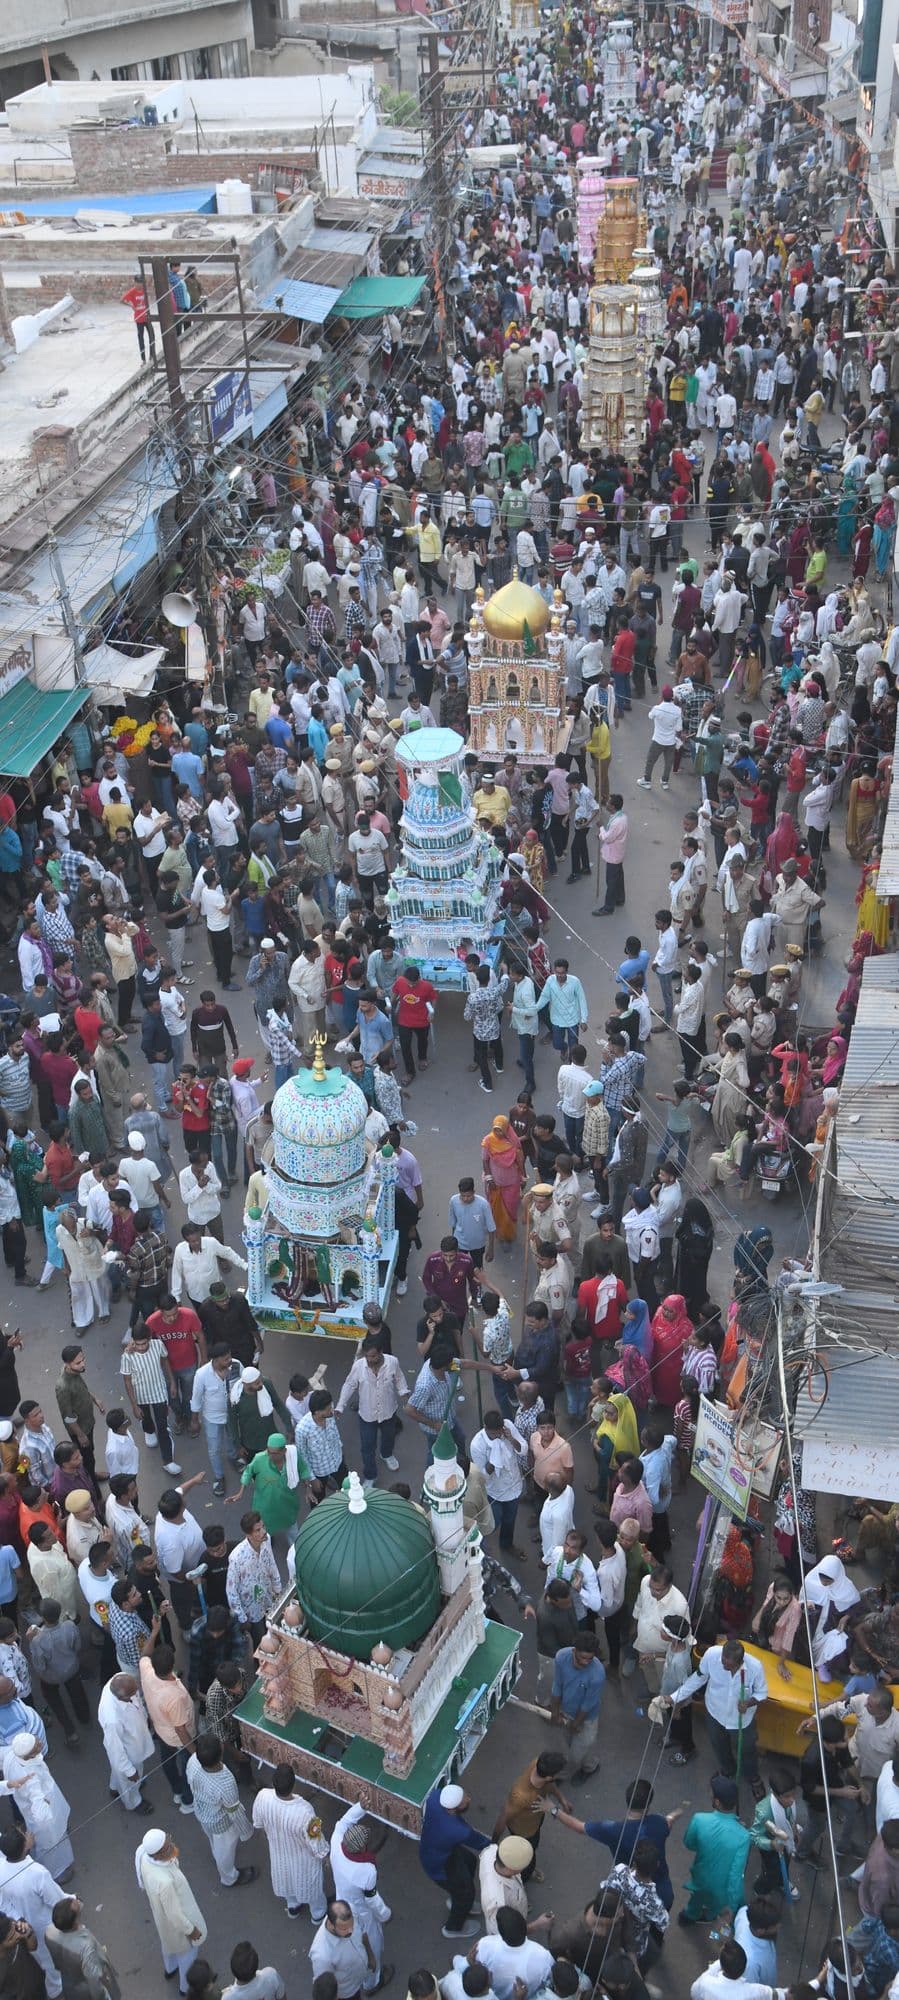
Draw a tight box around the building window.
[182,45,215,78]
[217,39,250,76]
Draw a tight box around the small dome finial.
[346,1471,367,1515]
[309,1031,328,1081]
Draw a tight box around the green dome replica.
[294,1477,441,1660]
[236,1451,522,1837]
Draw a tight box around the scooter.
[755,1148,792,1200]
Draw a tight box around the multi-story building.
[0,0,254,105]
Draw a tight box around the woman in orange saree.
[480,1114,526,1242]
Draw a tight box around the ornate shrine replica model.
[244,1036,398,1338]
[235,1439,521,1835]
[466,576,567,766]
[601,18,638,120]
[580,178,659,460]
[384,725,503,989]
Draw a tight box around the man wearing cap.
[135,1828,207,1991]
[678,1775,752,1925]
[120,1133,168,1231]
[420,1784,491,1939]
[246,941,290,1046]
[477,1836,536,1933]
[227,1366,291,1464]
[473,774,512,829]
[234,1434,306,1549]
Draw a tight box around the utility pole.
[151,256,190,450]
[149,257,213,691]
[424,33,453,349]
[47,529,85,687]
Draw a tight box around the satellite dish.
[162,590,198,628]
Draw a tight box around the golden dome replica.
[235,1439,521,1836]
[467,575,567,765]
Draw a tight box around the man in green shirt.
[504,433,533,479]
[235,1433,307,1544]
[680,1774,751,1924]
[55,1344,104,1483]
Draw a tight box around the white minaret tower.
[422,1423,469,1597]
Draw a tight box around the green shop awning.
[0,680,90,779]
[331,274,427,320]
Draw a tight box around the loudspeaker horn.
[162,590,198,628]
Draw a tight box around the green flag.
[522,618,537,657]
[438,771,464,810]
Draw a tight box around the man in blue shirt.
[554,1776,680,1906]
[617,936,651,986]
[184,710,209,758]
[550,1635,605,1781]
[419,1782,490,1939]
[265,707,294,752]
[171,740,205,802]
[353,995,394,1066]
[0,1681,47,1755]
[535,959,588,1056]
[447,1179,495,1274]
[505,1302,560,1411]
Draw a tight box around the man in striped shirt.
[120,1330,180,1474]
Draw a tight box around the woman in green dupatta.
[589,1378,639,1503]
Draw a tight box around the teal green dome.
[293,1484,441,1660]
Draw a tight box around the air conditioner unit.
[757,32,778,54]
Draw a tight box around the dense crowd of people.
[0,4,896,1997]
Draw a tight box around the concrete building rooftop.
[0,301,141,494]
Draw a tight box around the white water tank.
[216,179,253,217]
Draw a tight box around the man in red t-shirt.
[173,1065,211,1159]
[392,965,437,1081]
[121,278,156,364]
[146,1295,207,1435]
[576,1268,628,1350]
[610,626,636,714]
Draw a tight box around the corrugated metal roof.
[305,225,374,254]
[834,952,899,1197]
[795,1347,899,1444]
[876,748,899,892]
[366,126,426,154]
[257,278,341,323]
[358,153,425,180]
[290,247,362,287]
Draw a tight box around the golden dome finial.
[309,1031,328,1081]
[481,577,552,643]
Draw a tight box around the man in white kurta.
[1,1734,72,1879]
[98,1674,153,1812]
[135,1830,206,1993]
[0,1830,64,1996]
[329,1802,391,1992]
[252,1767,329,1918]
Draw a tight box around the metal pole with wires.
[775,1292,856,2000]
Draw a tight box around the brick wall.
[3,265,234,309]
[164,148,316,185]
[68,124,170,193]
[32,427,80,476]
